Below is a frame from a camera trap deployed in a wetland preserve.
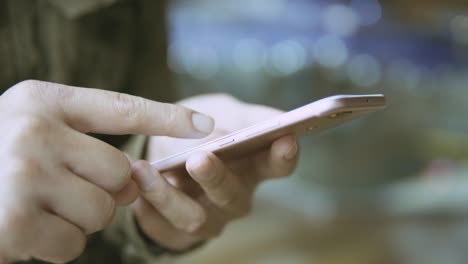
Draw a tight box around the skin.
[0,81,298,263]
[137,94,299,250]
[0,80,215,263]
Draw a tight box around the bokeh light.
[166,1,468,263]
[232,39,267,73]
[351,0,382,25]
[451,15,468,45]
[269,40,307,76]
[313,35,348,68]
[322,4,360,37]
[346,54,382,88]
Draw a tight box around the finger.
[60,127,132,194]
[0,206,38,262]
[186,152,250,216]
[134,196,227,248]
[41,169,116,235]
[113,180,139,206]
[255,135,299,180]
[31,212,86,264]
[132,161,206,233]
[161,170,204,198]
[35,81,214,137]
[133,197,200,251]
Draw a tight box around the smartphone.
[151,94,386,172]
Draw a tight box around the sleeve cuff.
[103,207,174,264]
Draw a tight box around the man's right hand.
[0,80,214,263]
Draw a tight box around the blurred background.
[164,0,468,263]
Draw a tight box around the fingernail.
[192,113,214,135]
[133,162,157,192]
[284,142,298,160]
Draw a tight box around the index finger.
[36,81,214,138]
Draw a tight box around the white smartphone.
[151,94,386,172]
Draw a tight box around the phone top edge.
[282,94,385,122]
[151,94,386,169]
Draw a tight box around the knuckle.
[16,79,39,88]
[0,207,31,240]
[15,115,51,140]
[162,103,184,129]
[7,80,39,97]
[140,174,169,210]
[112,93,147,123]
[6,157,42,187]
[5,115,52,155]
[50,84,75,103]
[148,189,169,211]
[195,155,223,189]
[197,168,223,191]
[6,80,75,110]
[7,80,47,104]
[206,175,225,193]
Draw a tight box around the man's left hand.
[131,94,299,251]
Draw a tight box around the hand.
[0,80,214,263]
[132,94,299,251]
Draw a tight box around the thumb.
[30,81,215,138]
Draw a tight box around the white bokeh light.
[176,45,220,80]
[346,54,382,88]
[232,39,267,73]
[313,35,348,68]
[351,0,382,26]
[322,4,360,37]
[268,40,307,76]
